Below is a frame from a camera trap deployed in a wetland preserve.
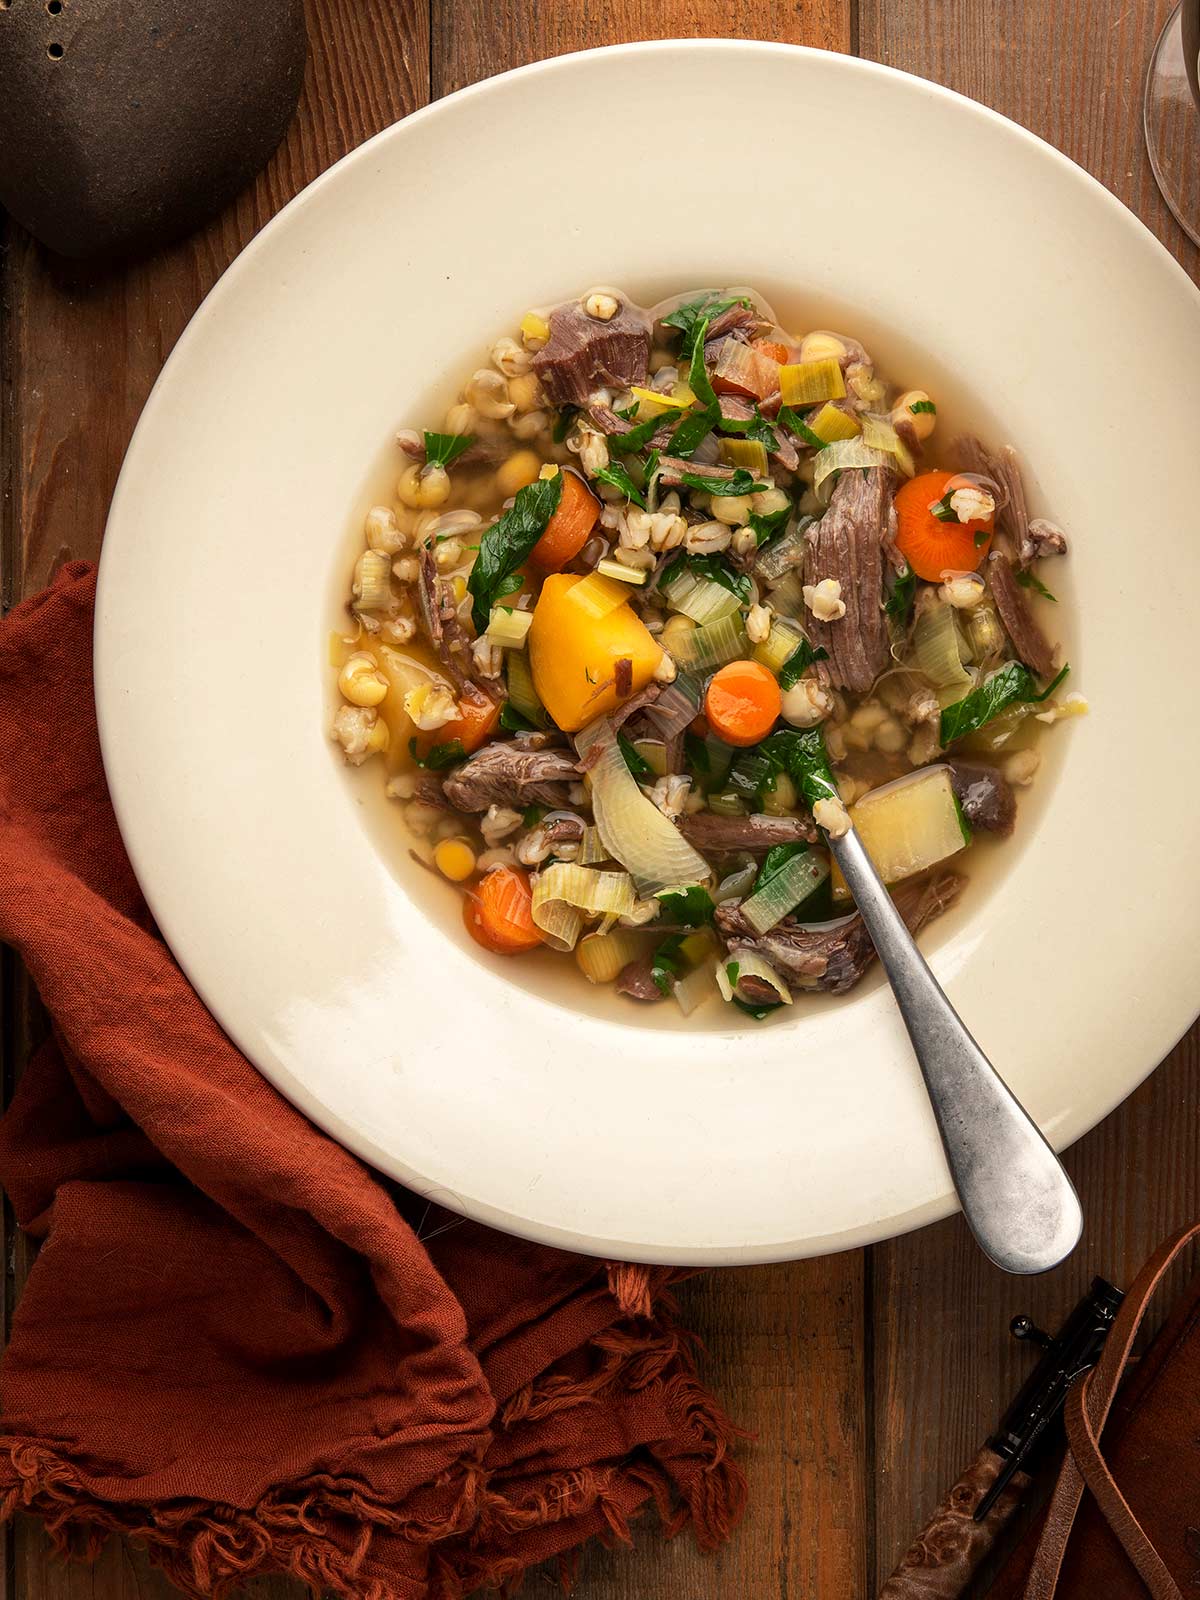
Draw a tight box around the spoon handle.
[829,827,1082,1275]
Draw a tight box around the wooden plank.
[0,4,429,1600]
[432,0,851,94]
[578,1256,869,1600]
[860,7,1200,1580]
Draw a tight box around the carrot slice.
[413,683,500,758]
[704,660,782,748]
[463,866,544,954]
[893,470,994,582]
[753,338,791,364]
[529,471,600,571]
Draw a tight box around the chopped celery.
[595,557,647,586]
[720,437,769,477]
[485,607,534,648]
[569,571,635,617]
[754,617,807,676]
[831,766,970,901]
[779,358,846,407]
[706,791,748,817]
[671,613,751,673]
[806,403,861,444]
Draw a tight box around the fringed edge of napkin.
[0,1306,747,1600]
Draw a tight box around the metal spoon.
[828,824,1083,1275]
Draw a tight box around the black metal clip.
[974,1275,1124,1522]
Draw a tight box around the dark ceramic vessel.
[0,0,307,260]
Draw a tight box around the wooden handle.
[878,1445,1030,1598]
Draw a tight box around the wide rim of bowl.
[95,38,1200,1264]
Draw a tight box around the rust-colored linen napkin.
[0,563,745,1599]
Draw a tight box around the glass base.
[1145,3,1200,247]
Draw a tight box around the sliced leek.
[531,863,638,951]
[912,602,976,698]
[663,569,742,625]
[632,739,669,778]
[741,850,831,934]
[673,959,718,1016]
[575,927,646,984]
[577,719,710,896]
[485,607,534,648]
[505,647,549,727]
[766,570,807,620]
[717,950,793,1006]
[861,414,916,478]
[805,403,861,444]
[812,439,889,500]
[779,358,846,407]
[753,617,807,677]
[720,437,769,476]
[595,558,648,587]
[569,571,635,617]
[670,612,751,673]
[578,824,609,865]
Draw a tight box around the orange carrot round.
[704,660,782,748]
[414,684,500,758]
[463,866,544,955]
[894,470,994,582]
[529,471,600,571]
[753,338,791,364]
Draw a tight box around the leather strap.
[1022,1222,1200,1600]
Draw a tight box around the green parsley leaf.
[661,293,751,349]
[614,402,639,422]
[758,727,840,811]
[651,933,687,996]
[684,731,711,778]
[939,662,1070,746]
[676,467,768,498]
[499,701,537,733]
[686,317,720,412]
[778,637,828,691]
[609,408,682,453]
[884,564,917,624]
[909,399,937,415]
[1016,569,1058,603]
[408,737,467,771]
[717,407,779,451]
[662,552,752,603]
[618,731,653,779]
[422,432,476,470]
[468,474,563,631]
[592,459,647,509]
[551,406,578,444]
[656,886,716,927]
[754,842,812,895]
[777,405,828,451]
[930,490,957,523]
[668,405,719,458]
[747,496,793,547]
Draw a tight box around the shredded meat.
[614,656,633,698]
[1022,519,1069,565]
[703,303,765,341]
[956,437,1031,560]
[716,394,799,472]
[416,548,502,700]
[986,552,1056,679]
[656,456,737,488]
[541,814,586,845]
[946,760,1016,836]
[677,812,817,852]
[442,742,579,812]
[803,467,897,693]
[715,872,965,995]
[616,953,664,1002]
[532,299,651,407]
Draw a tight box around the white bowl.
[95,41,1200,1265]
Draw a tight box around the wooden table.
[2,1,1197,1596]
